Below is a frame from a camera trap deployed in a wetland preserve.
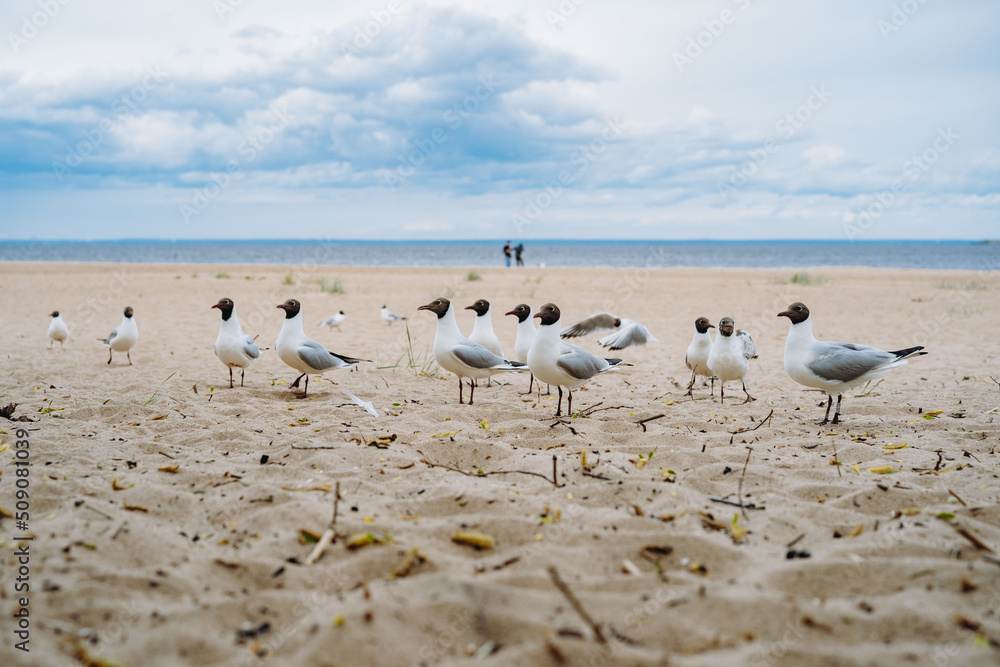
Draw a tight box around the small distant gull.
[381,305,406,325]
[684,316,715,397]
[506,303,542,395]
[559,312,657,351]
[418,297,526,405]
[319,310,346,330]
[98,306,138,365]
[212,297,260,388]
[707,317,756,404]
[529,303,625,417]
[48,311,68,349]
[778,302,926,424]
[276,299,366,397]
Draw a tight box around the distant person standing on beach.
[515,243,524,267]
[503,241,512,267]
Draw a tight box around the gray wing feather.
[807,342,895,383]
[557,344,609,380]
[452,341,507,369]
[598,321,655,350]
[561,313,619,338]
[244,335,261,360]
[104,327,119,345]
[297,339,356,371]
[736,330,756,360]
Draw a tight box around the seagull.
[466,299,504,357]
[48,311,68,349]
[381,305,406,325]
[418,297,526,405]
[707,317,756,404]
[778,302,927,424]
[529,303,625,417]
[319,310,346,330]
[276,299,366,397]
[684,316,715,397]
[560,312,657,351]
[505,303,542,395]
[212,297,260,388]
[99,306,138,365]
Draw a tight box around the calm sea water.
[0,240,997,270]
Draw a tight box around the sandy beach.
[1,261,999,667]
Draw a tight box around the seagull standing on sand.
[560,312,657,351]
[48,311,68,349]
[212,298,260,388]
[466,299,504,357]
[276,299,366,397]
[778,302,927,424]
[529,303,625,417]
[418,298,525,405]
[506,303,542,394]
[381,305,406,325]
[707,317,756,404]
[684,316,715,397]
[99,307,138,365]
[319,310,346,330]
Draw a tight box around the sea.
[0,240,997,271]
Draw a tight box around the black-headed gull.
[319,310,346,330]
[465,299,504,357]
[529,303,625,417]
[707,317,756,404]
[684,316,715,397]
[276,299,366,397]
[559,312,656,351]
[505,303,540,394]
[48,311,68,349]
[778,302,927,424]
[418,297,525,405]
[381,305,406,325]
[99,306,138,365]
[212,298,260,388]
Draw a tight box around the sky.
[1,0,997,241]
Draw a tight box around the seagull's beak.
[533,313,543,319]
[463,305,475,311]
[708,324,716,329]
[777,311,790,319]
[211,304,222,310]
[417,304,432,311]
[276,304,287,311]
[504,310,517,316]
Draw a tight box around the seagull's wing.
[560,313,620,338]
[102,327,119,345]
[598,320,655,350]
[243,334,261,360]
[556,343,610,380]
[736,329,756,360]
[451,340,508,370]
[297,339,362,371]
[807,342,895,383]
